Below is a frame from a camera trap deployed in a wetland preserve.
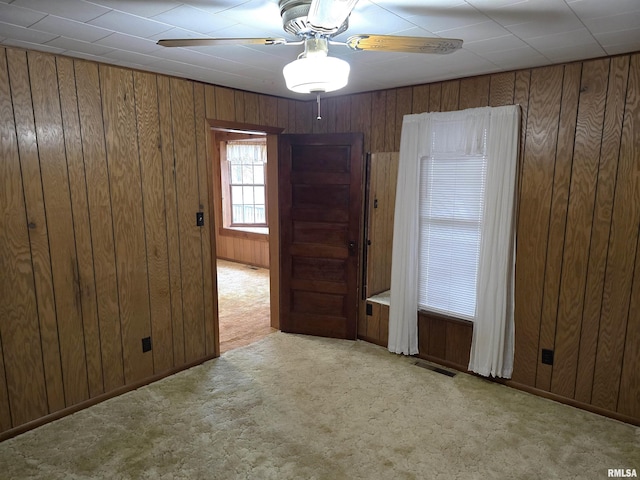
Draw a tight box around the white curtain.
[468,106,519,378]
[388,114,432,355]
[388,105,519,378]
[226,141,267,163]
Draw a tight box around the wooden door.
[279,133,364,339]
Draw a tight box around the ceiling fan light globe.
[283,55,350,93]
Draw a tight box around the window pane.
[254,164,264,184]
[242,164,254,184]
[243,186,254,204]
[254,186,265,205]
[255,206,265,224]
[231,186,243,204]
[230,164,242,184]
[418,222,480,318]
[232,205,244,223]
[243,205,254,223]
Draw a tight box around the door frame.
[206,120,284,355]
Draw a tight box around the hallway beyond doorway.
[217,259,276,354]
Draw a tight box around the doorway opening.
[208,121,282,354]
[217,259,274,353]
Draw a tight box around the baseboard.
[0,352,219,442]
[500,380,640,427]
[417,353,640,427]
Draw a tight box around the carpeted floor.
[0,333,638,479]
[217,259,276,354]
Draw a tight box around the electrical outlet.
[541,349,554,365]
[142,336,152,353]
[366,303,373,316]
[196,211,204,227]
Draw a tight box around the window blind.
[417,127,487,320]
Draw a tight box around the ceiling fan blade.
[346,35,463,54]
[307,0,359,33]
[157,38,291,48]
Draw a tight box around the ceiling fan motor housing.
[279,0,349,36]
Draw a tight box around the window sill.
[219,226,269,242]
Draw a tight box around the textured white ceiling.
[1,0,639,99]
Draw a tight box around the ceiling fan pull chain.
[316,92,322,120]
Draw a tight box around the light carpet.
[1,333,638,479]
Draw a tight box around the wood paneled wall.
[1,42,638,433]
[320,53,639,423]
[0,46,300,437]
[365,152,399,297]
[215,233,270,268]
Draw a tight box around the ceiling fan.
[157,0,463,95]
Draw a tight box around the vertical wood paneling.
[0,48,49,427]
[323,97,338,134]
[288,100,297,132]
[366,302,381,341]
[366,153,399,296]
[514,70,531,206]
[277,97,289,131]
[157,75,185,367]
[512,65,564,386]
[458,76,489,109]
[394,87,412,150]
[6,48,65,414]
[29,52,89,407]
[2,44,640,435]
[74,60,123,392]
[535,63,581,391]
[133,71,173,374]
[296,100,313,134]
[0,341,10,431]
[234,91,245,122]
[204,84,216,119]
[446,322,473,368]
[552,59,609,398]
[440,80,460,111]
[429,83,442,112]
[215,86,235,121]
[510,68,532,382]
[411,84,429,113]
[489,72,515,107]
[382,89,396,151]
[100,65,153,384]
[193,83,216,357]
[216,236,269,267]
[335,95,351,133]
[592,53,640,412]
[370,91,386,152]
[57,57,104,399]
[259,95,278,127]
[170,78,206,363]
[244,91,260,124]
[575,56,630,403]
[350,93,372,153]
[618,238,640,418]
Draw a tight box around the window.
[221,139,267,231]
[418,122,487,320]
